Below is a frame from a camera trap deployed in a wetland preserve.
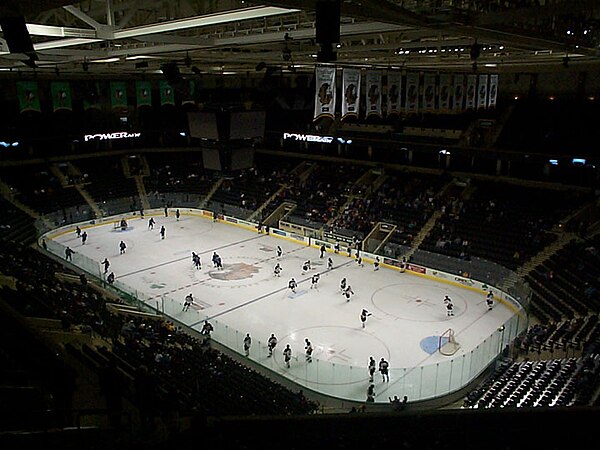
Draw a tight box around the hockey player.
[175,209,180,221]
[102,258,110,274]
[215,254,223,270]
[182,293,193,312]
[340,277,347,292]
[360,308,372,328]
[334,242,340,254]
[276,245,282,258]
[486,290,494,310]
[304,338,314,363]
[243,333,252,356]
[368,356,376,382]
[283,344,292,368]
[445,296,454,316]
[288,278,298,293]
[274,263,282,277]
[367,383,375,403]
[160,225,166,240]
[192,252,202,270]
[75,226,81,238]
[356,255,363,267]
[379,357,390,382]
[374,257,380,271]
[212,252,220,268]
[302,260,311,274]
[148,217,155,230]
[164,206,168,217]
[119,241,127,254]
[327,257,333,270]
[65,246,74,261]
[311,273,320,289]
[107,272,115,285]
[267,333,278,357]
[320,244,326,258]
[343,285,355,302]
[81,231,88,245]
[201,320,214,338]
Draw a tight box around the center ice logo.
[209,262,259,281]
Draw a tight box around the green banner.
[182,80,195,105]
[159,80,175,106]
[16,81,41,113]
[83,82,101,111]
[135,80,152,108]
[51,81,72,112]
[110,81,127,109]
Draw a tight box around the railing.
[38,197,530,404]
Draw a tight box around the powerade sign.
[283,133,334,144]
[84,132,141,142]
[282,133,352,145]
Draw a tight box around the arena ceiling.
[1,0,599,76]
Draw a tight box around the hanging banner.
[50,81,72,112]
[439,74,451,112]
[423,73,436,112]
[387,72,402,116]
[83,82,101,111]
[314,65,336,120]
[135,80,152,108]
[477,74,488,109]
[405,73,419,113]
[466,74,477,110]
[453,74,465,111]
[16,81,41,113]
[110,81,127,110]
[182,80,196,105]
[160,80,175,106]
[341,68,360,120]
[365,70,382,117]
[405,72,419,113]
[488,74,498,109]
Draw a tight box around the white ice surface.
[50,212,518,403]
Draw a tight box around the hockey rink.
[46,211,523,403]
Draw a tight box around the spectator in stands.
[389,395,401,411]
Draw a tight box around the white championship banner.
[342,68,361,120]
[314,65,337,120]
[453,74,465,111]
[488,74,498,108]
[405,72,419,113]
[466,74,477,110]
[439,74,451,112]
[365,70,382,117]
[477,74,488,110]
[423,73,436,112]
[387,71,402,116]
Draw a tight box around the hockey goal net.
[438,328,461,356]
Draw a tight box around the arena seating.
[282,161,367,227]
[462,355,600,409]
[0,198,37,245]
[210,154,296,217]
[75,157,138,208]
[144,152,216,199]
[0,164,85,215]
[420,181,587,269]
